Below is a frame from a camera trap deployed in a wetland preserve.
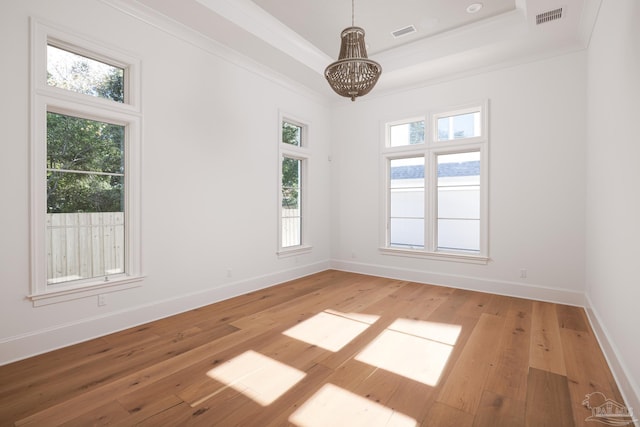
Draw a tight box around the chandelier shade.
[325,23,381,101]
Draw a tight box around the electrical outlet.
[520,269,527,279]
[98,294,106,306]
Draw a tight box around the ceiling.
[112,0,602,100]
[249,0,519,57]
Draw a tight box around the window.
[30,21,142,305]
[435,108,481,141]
[436,151,481,253]
[46,44,125,102]
[282,156,302,247]
[46,112,126,284]
[278,115,310,255]
[381,103,488,263]
[389,156,425,249]
[389,119,424,147]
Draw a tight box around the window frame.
[29,20,143,306]
[380,102,489,264]
[277,113,311,257]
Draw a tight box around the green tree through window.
[281,122,301,209]
[46,112,124,213]
[47,44,124,102]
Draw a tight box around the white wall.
[331,52,587,305]
[585,0,640,415]
[0,0,332,364]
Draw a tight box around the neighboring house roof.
[390,161,480,179]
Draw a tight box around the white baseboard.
[330,259,586,306]
[0,261,330,366]
[585,295,640,427]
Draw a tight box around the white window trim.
[277,112,312,257]
[379,101,490,264]
[29,19,144,306]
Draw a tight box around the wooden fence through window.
[46,212,124,284]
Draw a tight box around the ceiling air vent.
[536,8,563,25]
[391,25,417,39]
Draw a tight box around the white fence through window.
[46,212,124,284]
[282,207,301,248]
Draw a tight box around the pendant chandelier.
[324,0,381,101]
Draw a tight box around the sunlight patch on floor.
[282,310,379,352]
[206,350,306,406]
[289,383,417,427]
[355,319,461,386]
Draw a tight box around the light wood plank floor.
[0,270,626,426]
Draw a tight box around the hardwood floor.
[0,270,626,426]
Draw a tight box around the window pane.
[438,187,480,218]
[282,156,301,247]
[390,157,424,248]
[46,212,125,284]
[391,190,424,217]
[47,44,124,102]
[282,157,300,208]
[283,122,302,146]
[390,218,424,249]
[437,111,480,141]
[46,174,125,283]
[282,217,301,248]
[46,111,125,284]
[389,120,424,147]
[390,157,424,187]
[437,219,480,252]
[437,152,480,252]
[47,112,124,174]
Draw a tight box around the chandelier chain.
[352,0,354,26]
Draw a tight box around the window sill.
[28,275,144,307]
[379,247,489,264]
[277,245,312,258]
